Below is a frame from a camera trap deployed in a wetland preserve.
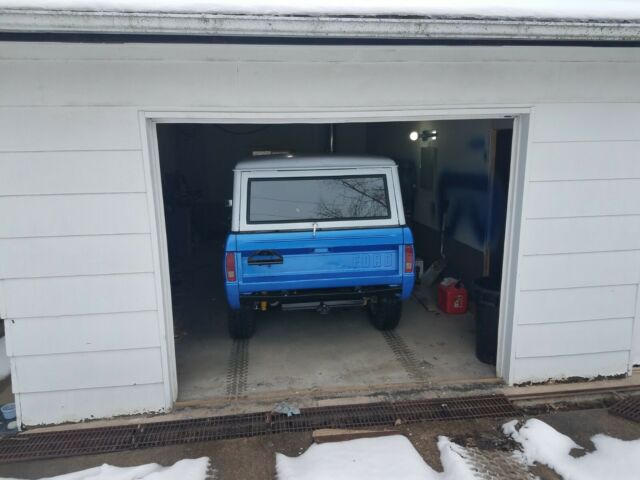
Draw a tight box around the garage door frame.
[138,107,532,407]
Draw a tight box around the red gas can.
[438,278,468,314]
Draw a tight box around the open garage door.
[154,118,515,405]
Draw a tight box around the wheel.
[228,306,255,339]
[367,296,402,330]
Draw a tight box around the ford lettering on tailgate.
[351,252,395,269]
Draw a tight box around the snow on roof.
[1,0,640,21]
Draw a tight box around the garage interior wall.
[365,119,513,286]
[0,42,639,425]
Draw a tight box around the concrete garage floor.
[172,248,496,403]
[3,408,638,480]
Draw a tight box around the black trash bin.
[472,277,501,365]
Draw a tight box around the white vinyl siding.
[0,150,145,196]
[517,285,637,325]
[1,44,640,109]
[510,103,640,382]
[17,384,166,426]
[512,352,631,384]
[5,312,161,356]
[527,141,640,181]
[523,216,640,255]
[0,193,150,238]
[12,348,164,394]
[518,251,640,291]
[516,318,633,358]
[0,235,154,279]
[0,107,141,152]
[0,41,639,424]
[2,274,157,319]
[526,179,640,218]
[0,100,164,425]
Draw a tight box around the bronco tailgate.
[229,227,411,294]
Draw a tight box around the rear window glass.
[247,175,391,224]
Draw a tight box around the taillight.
[225,252,237,282]
[404,245,414,273]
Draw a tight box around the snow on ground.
[1,457,212,480]
[2,419,639,480]
[278,420,640,480]
[0,0,639,21]
[504,419,640,480]
[276,434,476,480]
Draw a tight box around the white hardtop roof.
[235,155,396,171]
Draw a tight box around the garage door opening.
[155,118,514,404]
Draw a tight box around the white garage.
[0,2,639,427]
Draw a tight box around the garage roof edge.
[1,10,640,42]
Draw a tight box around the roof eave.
[1,9,639,42]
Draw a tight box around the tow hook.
[317,303,330,315]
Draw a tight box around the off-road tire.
[228,306,256,339]
[368,296,402,330]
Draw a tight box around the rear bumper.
[225,275,413,310]
[240,285,402,305]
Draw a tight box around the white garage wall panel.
[527,141,640,181]
[0,107,141,152]
[0,235,153,278]
[516,318,634,358]
[518,251,640,291]
[511,103,640,383]
[523,216,640,255]
[5,312,161,356]
[0,150,145,195]
[0,78,163,424]
[0,193,150,238]
[18,384,167,426]
[517,285,637,325]
[526,179,640,219]
[1,42,640,425]
[4,50,640,107]
[512,352,632,384]
[12,348,164,394]
[2,274,157,319]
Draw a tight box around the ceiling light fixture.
[409,129,438,142]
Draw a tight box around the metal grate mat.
[0,394,519,464]
[609,396,640,423]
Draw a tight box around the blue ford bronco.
[224,156,415,339]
